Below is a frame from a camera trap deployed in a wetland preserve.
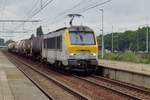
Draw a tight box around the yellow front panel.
[64,30,98,55]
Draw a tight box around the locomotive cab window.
[69,32,96,45]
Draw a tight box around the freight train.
[8,25,99,72]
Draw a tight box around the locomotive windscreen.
[69,32,96,45]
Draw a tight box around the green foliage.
[103,27,150,52]
[36,26,43,36]
[103,51,150,64]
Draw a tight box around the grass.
[101,51,150,64]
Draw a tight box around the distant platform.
[0,46,7,48]
[99,60,150,89]
[99,60,150,76]
[0,51,48,100]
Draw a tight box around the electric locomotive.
[42,25,98,72]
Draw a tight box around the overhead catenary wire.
[42,0,97,27]
[54,0,90,18]
[9,0,40,34]
[44,0,112,28]
[25,0,40,19]
[13,0,53,30]
[27,0,54,19]
[41,0,88,26]
[77,0,112,13]
[12,0,112,40]
[2,0,39,36]
[12,0,54,39]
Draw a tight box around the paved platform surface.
[99,60,150,76]
[0,51,49,100]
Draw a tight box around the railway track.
[92,75,150,98]
[74,75,150,100]
[4,51,150,100]
[5,52,88,100]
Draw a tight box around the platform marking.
[0,70,14,100]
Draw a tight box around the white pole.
[146,17,149,53]
[111,25,113,52]
[137,27,139,52]
[100,9,104,59]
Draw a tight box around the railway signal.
[99,9,104,59]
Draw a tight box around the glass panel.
[69,32,95,45]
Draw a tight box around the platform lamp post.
[111,25,114,52]
[137,25,145,52]
[146,17,149,53]
[137,26,140,52]
[100,9,104,59]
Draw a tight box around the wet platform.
[0,51,49,100]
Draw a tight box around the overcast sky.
[0,0,149,40]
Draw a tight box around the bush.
[103,51,150,64]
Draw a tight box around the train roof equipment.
[67,14,82,26]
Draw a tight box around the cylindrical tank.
[23,39,31,54]
[15,41,21,53]
[8,42,15,51]
[18,40,24,53]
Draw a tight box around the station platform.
[99,60,150,89]
[0,51,48,100]
[99,60,150,76]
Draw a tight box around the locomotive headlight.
[70,53,75,56]
[92,53,96,56]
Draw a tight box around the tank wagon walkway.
[0,51,48,100]
[99,60,150,76]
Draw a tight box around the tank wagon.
[8,26,99,72]
[31,36,43,58]
[8,42,15,52]
[22,39,32,56]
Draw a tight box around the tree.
[36,26,43,37]
[103,27,150,52]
